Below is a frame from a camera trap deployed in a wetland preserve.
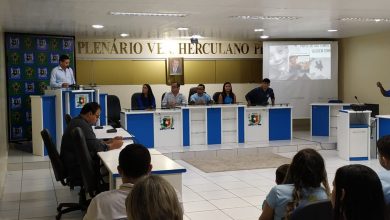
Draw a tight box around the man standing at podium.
[245,78,275,106]
[50,54,75,88]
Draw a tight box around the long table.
[120,105,293,148]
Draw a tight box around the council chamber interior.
[1,1,390,220]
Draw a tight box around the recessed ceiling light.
[339,17,390,22]
[110,11,187,17]
[92,24,104,29]
[260,35,269,39]
[177,27,189,31]
[120,33,129,37]
[231,15,300,21]
[254,29,264,32]
[328,29,338,32]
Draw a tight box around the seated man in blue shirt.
[245,78,275,106]
[377,82,390,97]
[377,135,390,204]
[190,84,212,105]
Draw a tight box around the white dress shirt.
[50,66,75,88]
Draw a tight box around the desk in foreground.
[98,150,186,194]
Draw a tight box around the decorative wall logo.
[50,39,59,50]
[25,82,35,93]
[10,67,21,79]
[63,39,72,50]
[12,126,23,138]
[38,53,47,64]
[24,38,33,49]
[160,116,174,130]
[38,68,48,79]
[39,82,48,93]
[24,53,34,64]
[50,53,59,64]
[37,39,47,50]
[11,82,21,94]
[248,112,262,126]
[25,67,34,79]
[10,52,20,64]
[11,97,22,109]
[25,96,31,108]
[12,112,22,123]
[9,37,20,49]
[25,111,32,122]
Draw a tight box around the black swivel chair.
[131,92,142,110]
[71,127,106,198]
[290,200,333,220]
[188,87,198,103]
[64,114,72,126]
[107,95,121,128]
[213,92,222,103]
[40,129,85,220]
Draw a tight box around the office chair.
[40,129,85,220]
[188,87,198,103]
[107,95,121,128]
[213,92,222,103]
[64,114,72,126]
[131,92,142,110]
[71,127,107,198]
[290,200,333,220]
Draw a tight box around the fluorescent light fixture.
[327,29,338,32]
[177,27,189,31]
[231,15,300,20]
[110,11,187,17]
[260,35,269,39]
[191,35,203,39]
[120,33,129,37]
[339,17,390,22]
[92,24,104,29]
[254,28,264,32]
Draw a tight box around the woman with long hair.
[259,148,330,220]
[126,175,183,220]
[218,82,236,104]
[332,164,388,220]
[136,84,156,110]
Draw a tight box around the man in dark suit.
[60,102,123,182]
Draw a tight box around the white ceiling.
[2,0,390,40]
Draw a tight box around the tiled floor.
[0,136,384,220]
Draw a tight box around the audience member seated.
[126,175,183,220]
[135,84,156,110]
[161,82,187,108]
[377,135,390,205]
[332,164,388,220]
[218,82,236,104]
[83,144,152,220]
[60,102,123,183]
[189,84,212,105]
[262,163,290,209]
[259,149,330,220]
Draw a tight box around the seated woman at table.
[136,84,156,110]
[218,82,236,104]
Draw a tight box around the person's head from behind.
[142,84,154,98]
[59,54,70,69]
[275,164,290,185]
[332,164,386,220]
[261,78,271,90]
[377,135,390,170]
[171,82,180,94]
[118,144,152,182]
[197,84,205,96]
[126,175,183,220]
[80,102,100,125]
[222,82,232,94]
[284,148,330,217]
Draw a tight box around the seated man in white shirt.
[190,84,212,105]
[50,54,76,88]
[83,144,152,220]
[161,82,187,108]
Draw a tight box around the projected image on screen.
[269,44,331,80]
